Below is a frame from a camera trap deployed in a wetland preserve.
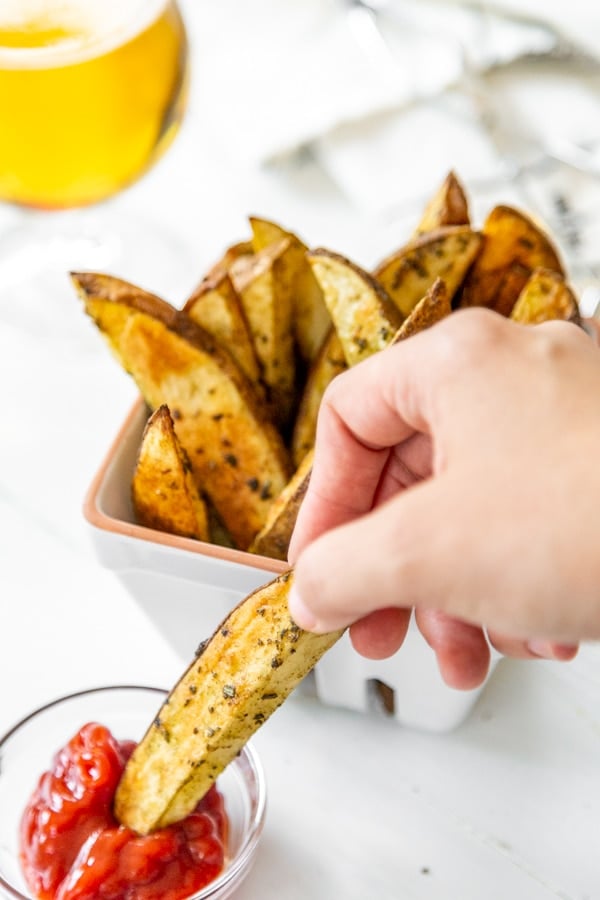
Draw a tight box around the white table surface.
[1,2,600,898]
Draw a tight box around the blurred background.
[3,0,600,319]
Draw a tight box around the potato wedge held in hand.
[250,217,331,363]
[459,205,564,317]
[308,249,403,367]
[132,405,210,541]
[392,277,452,342]
[114,571,344,834]
[249,449,314,560]
[374,226,482,317]
[510,267,580,325]
[73,272,291,549]
[413,171,470,236]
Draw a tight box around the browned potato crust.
[459,205,564,317]
[132,405,210,541]
[374,226,482,317]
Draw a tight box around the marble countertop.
[1,2,600,897]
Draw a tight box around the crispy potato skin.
[291,328,347,466]
[308,248,403,367]
[374,226,483,317]
[250,216,331,363]
[413,171,470,236]
[114,571,343,834]
[249,449,313,560]
[510,267,580,325]
[73,272,291,549]
[459,206,564,317]
[392,278,452,342]
[184,271,263,388]
[230,239,297,428]
[132,405,210,541]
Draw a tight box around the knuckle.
[434,307,506,371]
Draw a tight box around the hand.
[288,310,600,689]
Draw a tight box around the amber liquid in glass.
[0,0,188,209]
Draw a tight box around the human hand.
[288,309,600,689]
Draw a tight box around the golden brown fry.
[248,449,314,560]
[229,239,297,427]
[459,205,564,317]
[374,226,482,318]
[391,278,452,342]
[308,248,403,367]
[510,267,580,325]
[413,171,470,236]
[132,405,210,542]
[249,216,331,363]
[73,272,291,550]
[114,571,343,834]
[184,270,262,388]
[291,328,347,467]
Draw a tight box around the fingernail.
[288,585,318,631]
[527,640,578,660]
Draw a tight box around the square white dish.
[84,398,495,732]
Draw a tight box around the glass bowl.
[0,685,267,900]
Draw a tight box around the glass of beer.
[0,0,188,209]
[0,0,191,347]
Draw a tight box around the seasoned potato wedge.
[184,270,262,388]
[308,248,403,367]
[132,405,210,541]
[114,571,343,834]
[73,272,291,549]
[413,171,470,236]
[374,226,482,317]
[392,278,452,342]
[460,205,564,317]
[249,449,313,560]
[510,267,580,325]
[250,216,331,363]
[229,239,297,427]
[291,328,347,467]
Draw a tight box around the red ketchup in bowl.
[19,723,227,900]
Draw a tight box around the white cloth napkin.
[196,0,558,166]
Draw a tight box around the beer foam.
[0,0,170,67]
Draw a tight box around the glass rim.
[0,684,267,900]
[0,0,178,70]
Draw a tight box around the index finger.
[288,335,435,562]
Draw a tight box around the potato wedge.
[510,267,580,325]
[413,171,470,236]
[229,239,296,427]
[248,449,313,560]
[459,205,564,317]
[184,270,262,388]
[250,216,331,363]
[291,328,347,467]
[114,571,344,834]
[72,272,291,549]
[308,249,403,367]
[373,226,483,317]
[132,405,210,541]
[392,278,452,342]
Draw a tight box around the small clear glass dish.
[0,685,266,900]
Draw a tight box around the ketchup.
[19,723,227,900]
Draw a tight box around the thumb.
[289,476,456,633]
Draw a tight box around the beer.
[0,0,188,208]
